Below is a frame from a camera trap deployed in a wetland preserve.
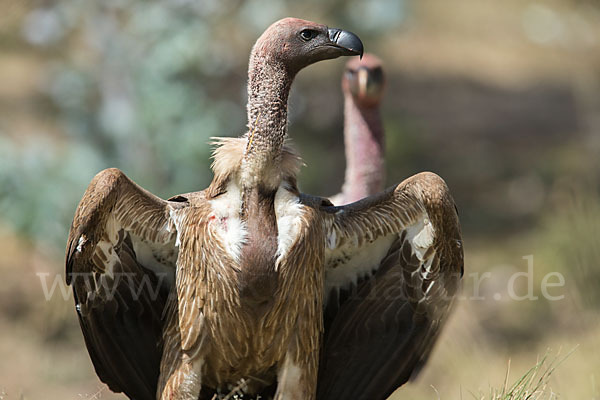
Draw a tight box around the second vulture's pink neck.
[341,94,385,203]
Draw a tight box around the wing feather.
[66,168,186,400]
[317,172,463,400]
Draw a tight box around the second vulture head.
[251,17,364,73]
[343,53,385,108]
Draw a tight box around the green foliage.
[0,135,105,247]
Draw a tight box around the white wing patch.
[130,234,176,287]
[406,216,435,261]
[324,233,395,294]
[274,182,304,267]
[76,235,87,253]
[91,213,179,288]
[208,180,247,262]
[324,212,437,296]
[95,239,119,279]
[92,215,121,279]
[168,207,186,248]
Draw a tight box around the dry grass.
[473,351,573,400]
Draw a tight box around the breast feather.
[274,182,305,267]
[207,181,247,262]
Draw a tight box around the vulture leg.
[275,345,319,400]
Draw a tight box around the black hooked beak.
[328,28,364,58]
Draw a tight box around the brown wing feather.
[317,172,463,400]
[66,168,185,400]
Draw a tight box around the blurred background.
[1,0,599,398]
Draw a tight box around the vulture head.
[243,18,363,188]
[251,17,363,74]
[343,53,385,108]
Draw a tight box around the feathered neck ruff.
[207,137,303,197]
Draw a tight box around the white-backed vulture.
[331,53,386,205]
[66,17,463,400]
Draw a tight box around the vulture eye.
[299,29,317,41]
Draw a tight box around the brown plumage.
[317,172,463,400]
[331,53,386,205]
[66,17,462,400]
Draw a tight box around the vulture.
[331,53,386,205]
[66,17,463,400]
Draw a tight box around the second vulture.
[66,17,463,400]
[331,53,386,205]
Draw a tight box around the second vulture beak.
[328,28,364,58]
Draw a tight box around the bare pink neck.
[341,95,385,203]
[241,54,294,186]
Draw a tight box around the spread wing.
[317,172,463,400]
[65,168,186,400]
